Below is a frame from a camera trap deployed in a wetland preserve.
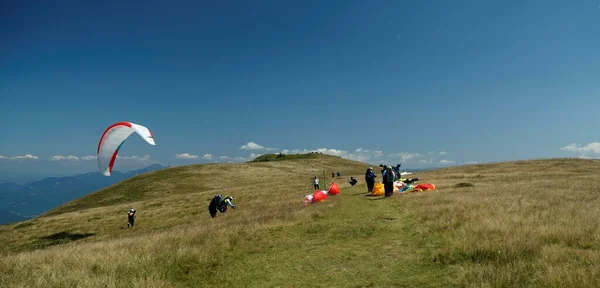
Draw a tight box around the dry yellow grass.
[1,156,600,287]
[403,158,600,287]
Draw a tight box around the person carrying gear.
[348,176,358,186]
[208,194,236,218]
[127,208,136,228]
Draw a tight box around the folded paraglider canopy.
[303,194,314,204]
[412,183,436,192]
[369,182,385,196]
[398,183,436,193]
[312,190,327,203]
[328,183,340,195]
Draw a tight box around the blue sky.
[1,0,600,176]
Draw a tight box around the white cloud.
[221,146,453,166]
[240,142,277,151]
[216,155,254,163]
[0,154,39,160]
[248,153,262,160]
[117,154,151,161]
[389,152,420,163]
[277,147,384,163]
[50,155,79,161]
[82,155,96,160]
[202,154,213,160]
[280,148,345,156]
[561,142,600,155]
[241,142,264,150]
[439,160,455,164]
[355,148,383,158]
[175,153,199,159]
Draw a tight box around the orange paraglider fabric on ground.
[412,184,436,192]
[328,183,340,195]
[370,183,384,196]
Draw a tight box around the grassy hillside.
[1,156,600,287]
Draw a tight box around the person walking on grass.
[313,176,320,190]
[127,208,136,228]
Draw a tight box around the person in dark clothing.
[313,176,320,190]
[379,164,387,177]
[348,176,358,186]
[332,172,335,178]
[127,208,136,228]
[393,164,401,177]
[208,194,236,218]
[365,167,377,193]
[382,166,397,197]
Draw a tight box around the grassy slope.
[1,156,600,287]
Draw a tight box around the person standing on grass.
[382,166,397,197]
[393,164,402,177]
[127,208,136,228]
[365,167,376,193]
[313,176,320,190]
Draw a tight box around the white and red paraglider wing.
[97,122,155,176]
[130,122,156,146]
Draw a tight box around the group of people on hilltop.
[127,163,405,227]
[365,164,402,197]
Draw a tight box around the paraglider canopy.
[97,121,155,176]
[312,190,327,203]
[328,183,340,195]
[303,194,313,204]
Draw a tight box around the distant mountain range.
[0,164,169,225]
